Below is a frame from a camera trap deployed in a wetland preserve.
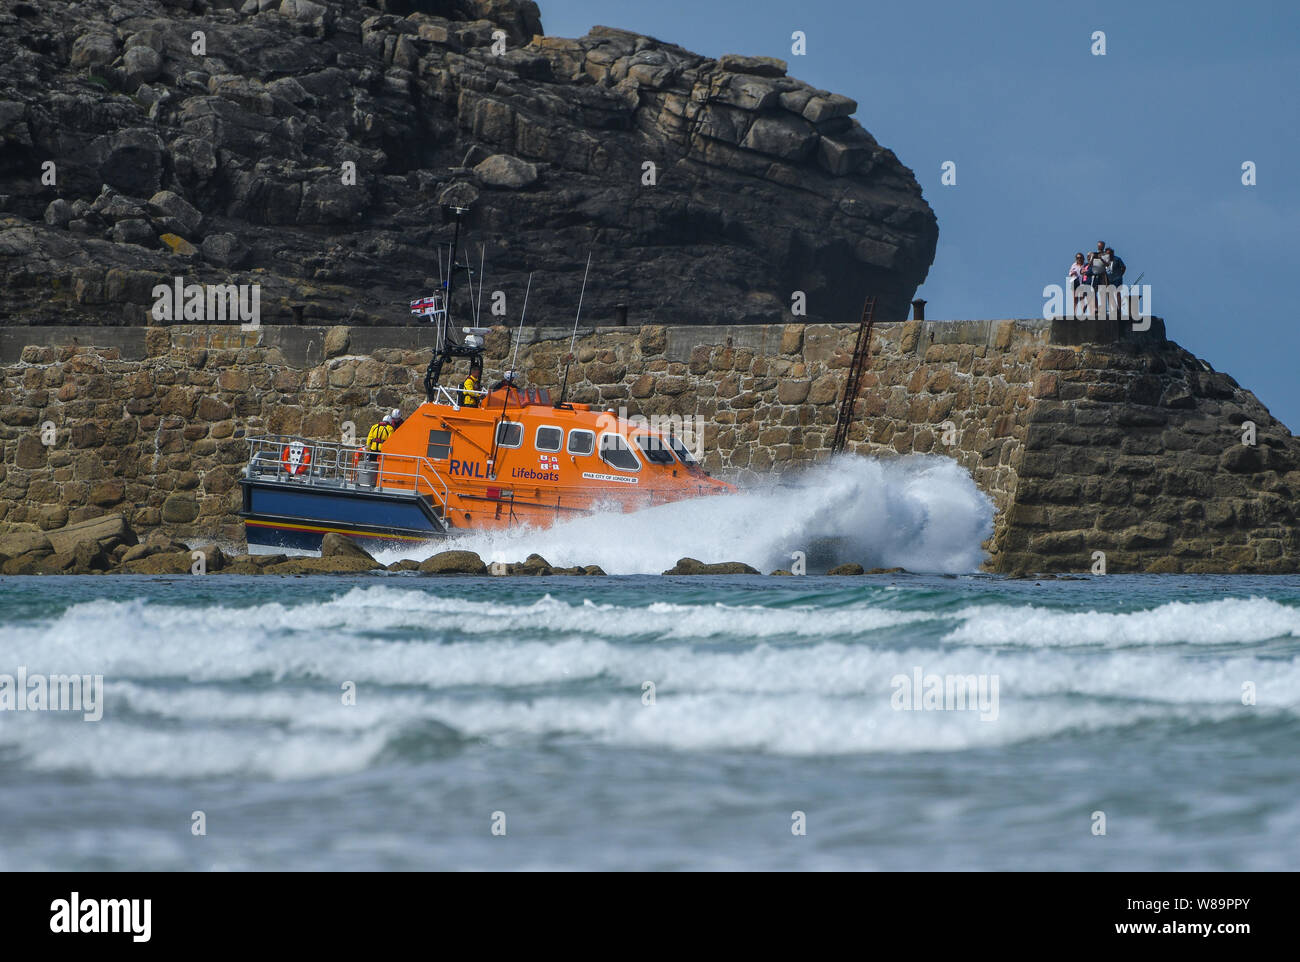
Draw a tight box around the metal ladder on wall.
[830,296,877,454]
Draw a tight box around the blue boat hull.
[239,478,446,553]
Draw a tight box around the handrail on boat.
[428,384,548,410]
[430,384,508,410]
[243,434,450,518]
[431,384,470,409]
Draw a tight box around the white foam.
[5,582,1299,776]
[4,656,1286,776]
[944,596,1300,648]
[0,588,937,680]
[5,714,389,780]
[6,589,1299,687]
[2,620,1296,775]
[81,644,1297,706]
[377,453,995,574]
[408,691,1252,756]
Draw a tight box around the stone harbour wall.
[2,318,1299,573]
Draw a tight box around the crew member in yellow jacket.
[365,414,394,461]
[461,360,483,407]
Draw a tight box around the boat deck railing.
[430,384,552,410]
[244,435,450,518]
[430,384,484,410]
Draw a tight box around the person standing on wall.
[1069,253,1088,314]
[1086,242,1111,316]
[1104,247,1127,318]
[1088,241,1110,286]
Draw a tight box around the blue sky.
[543,0,1300,427]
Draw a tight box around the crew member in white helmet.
[490,370,519,393]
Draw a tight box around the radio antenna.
[558,252,591,405]
[442,205,468,326]
[475,244,486,326]
[510,272,533,375]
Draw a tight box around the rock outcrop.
[827,562,865,575]
[264,553,383,573]
[418,548,487,574]
[1,509,139,572]
[482,552,602,575]
[0,0,936,327]
[320,529,379,563]
[663,557,760,575]
[998,335,1300,574]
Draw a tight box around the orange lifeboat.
[237,206,733,552]
[376,381,733,532]
[238,380,733,551]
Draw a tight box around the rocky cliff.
[0,0,937,327]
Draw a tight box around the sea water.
[1,457,1297,870]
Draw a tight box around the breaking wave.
[2,584,1297,776]
[382,453,995,574]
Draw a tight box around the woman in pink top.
[1069,253,1087,311]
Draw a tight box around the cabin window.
[599,433,641,472]
[567,429,595,456]
[495,421,523,448]
[536,426,563,453]
[426,429,452,460]
[635,434,674,465]
[667,433,698,466]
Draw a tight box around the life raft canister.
[282,441,311,475]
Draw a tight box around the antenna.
[558,251,592,405]
[422,206,475,401]
[487,273,531,482]
[569,251,592,358]
[510,272,533,375]
[475,243,486,326]
[442,204,468,325]
[461,254,475,321]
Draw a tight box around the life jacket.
[461,374,481,407]
[366,422,393,452]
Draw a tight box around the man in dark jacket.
[1105,247,1127,318]
[1105,248,1125,286]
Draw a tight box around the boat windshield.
[635,434,674,465]
[666,433,698,466]
[599,434,641,471]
